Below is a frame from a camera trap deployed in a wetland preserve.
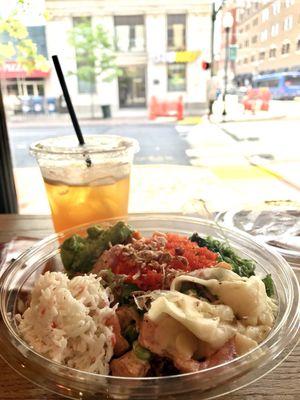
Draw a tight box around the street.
[7,109,300,215]
[8,122,190,168]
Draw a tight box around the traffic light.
[202,61,211,70]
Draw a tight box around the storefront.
[0,61,50,113]
[118,65,146,107]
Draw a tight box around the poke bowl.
[0,214,299,400]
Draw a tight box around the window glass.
[115,15,145,52]
[273,0,281,15]
[285,76,300,86]
[283,16,293,31]
[269,48,276,58]
[167,64,186,91]
[167,14,186,50]
[262,8,269,22]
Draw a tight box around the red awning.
[0,61,50,79]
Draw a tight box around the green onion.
[133,341,152,361]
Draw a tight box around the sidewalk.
[7,108,205,128]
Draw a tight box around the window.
[167,64,186,91]
[262,8,269,22]
[269,48,276,58]
[271,23,279,37]
[281,42,290,54]
[251,55,255,62]
[285,75,300,86]
[114,15,145,52]
[273,0,281,15]
[167,14,186,50]
[73,17,96,94]
[285,0,295,7]
[284,16,293,31]
[245,23,250,30]
[245,40,249,47]
[253,17,258,26]
[244,57,248,64]
[260,29,268,42]
[297,39,300,51]
[285,76,300,86]
[254,79,279,88]
[252,35,258,44]
[259,51,265,60]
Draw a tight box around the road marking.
[211,165,275,180]
[177,116,203,125]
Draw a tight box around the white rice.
[16,271,115,374]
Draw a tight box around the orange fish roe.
[165,233,218,270]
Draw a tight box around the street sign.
[229,45,238,61]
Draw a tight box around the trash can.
[101,105,111,119]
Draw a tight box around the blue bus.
[252,71,300,100]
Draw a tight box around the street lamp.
[222,11,234,119]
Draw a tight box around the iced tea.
[44,175,130,232]
[30,135,139,232]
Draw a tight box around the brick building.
[234,0,300,84]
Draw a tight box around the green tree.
[68,20,121,117]
[0,15,49,72]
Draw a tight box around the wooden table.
[0,214,299,400]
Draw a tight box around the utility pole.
[210,1,224,77]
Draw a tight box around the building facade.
[234,0,300,84]
[0,0,50,108]
[43,0,212,114]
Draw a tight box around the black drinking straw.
[52,55,85,145]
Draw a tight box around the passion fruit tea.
[30,135,139,232]
[44,175,130,232]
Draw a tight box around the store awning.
[0,61,50,79]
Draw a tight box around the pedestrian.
[206,75,220,120]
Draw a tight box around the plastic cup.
[30,135,139,232]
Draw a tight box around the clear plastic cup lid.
[216,202,300,268]
[30,135,139,156]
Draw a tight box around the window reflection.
[167,14,186,51]
[167,64,186,92]
[114,16,145,52]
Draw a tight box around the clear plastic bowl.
[0,215,299,400]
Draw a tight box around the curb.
[219,114,286,123]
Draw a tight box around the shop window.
[73,17,96,94]
[114,15,145,52]
[167,14,186,51]
[167,64,186,92]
